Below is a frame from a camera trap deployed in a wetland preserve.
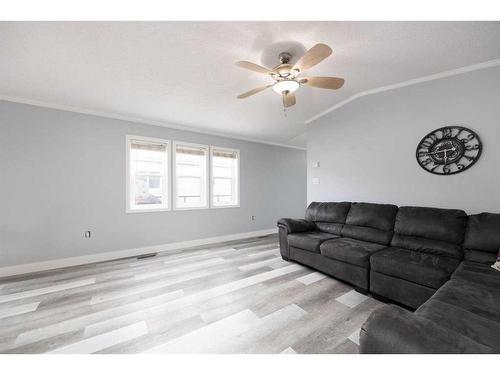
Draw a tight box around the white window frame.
[173,140,210,211]
[126,135,171,213]
[210,146,240,209]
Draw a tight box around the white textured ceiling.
[1,21,500,147]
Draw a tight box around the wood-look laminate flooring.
[0,235,385,354]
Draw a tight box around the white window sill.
[126,207,171,214]
[211,204,240,209]
[173,205,210,211]
[126,205,241,213]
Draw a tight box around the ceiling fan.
[235,43,344,108]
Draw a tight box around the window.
[210,147,240,207]
[173,142,209,209]
[127,136,169,212]
[126,136,240,212]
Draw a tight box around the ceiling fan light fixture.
[272,80,300,95]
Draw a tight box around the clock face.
[416,126,482,175]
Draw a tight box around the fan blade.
[235,61,274,75]
[237,85,272,99]
[283,92,296,108]
[299,76,345,90]
[292,43,332,74]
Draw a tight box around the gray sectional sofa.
[278,202,500,353]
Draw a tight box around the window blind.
[176,144,206,156]
[212,149,238,159]
[130,140,167,152]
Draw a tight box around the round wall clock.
[416,126,482,175]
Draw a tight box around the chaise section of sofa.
[360,272,500,353]
[360,212,500,353]
[359,304,496,353]
[369,206,467,309]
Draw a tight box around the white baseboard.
[0,228,277,278]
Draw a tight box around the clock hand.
[423,147,456,156]
[444,147,455,166]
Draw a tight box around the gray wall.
[307,65,500,214]
[0,101,307,267]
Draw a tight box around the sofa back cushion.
[305,202,351,235]
[391,206,467,259]
[463,213,500,263]
[341,202,398,245]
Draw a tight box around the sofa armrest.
[277,218,315,261]
[359,305,493,354]
[277,218,316,234]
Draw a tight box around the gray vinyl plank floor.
[0,234,385,354]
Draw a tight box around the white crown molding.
[0,228,277,278]
[306,58,500,124]
[0,95,307,151]
[3,58,499,148]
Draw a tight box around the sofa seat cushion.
[370,247,460,289]
[416,297,500,350]
[452,261,500,289]
[287,231,339,253]
[320,238,387,268]
[422,278,500,324]
[360,304,495,353]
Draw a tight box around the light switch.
[312,177,320,185]
[312,161,320,168]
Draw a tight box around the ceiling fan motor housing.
[274,64,294,78]
[279,52,292,64]
[274,52,295,78]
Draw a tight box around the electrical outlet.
[251,215,255,221]
[84,231,91,238]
